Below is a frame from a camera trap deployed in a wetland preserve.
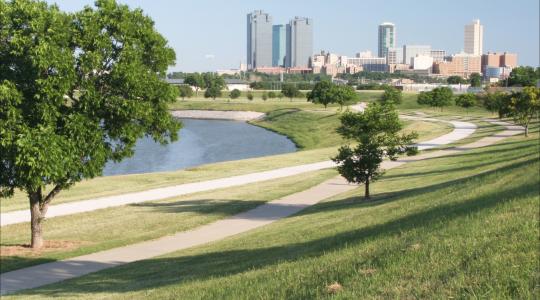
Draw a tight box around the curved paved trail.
[0,114,475,227]
[0,118,523,295]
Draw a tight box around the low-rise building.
[432,52,481,78]
[481,52,518,78]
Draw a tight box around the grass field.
[1,99,453,212]
[0,169,338,273]
[8,122,538,299]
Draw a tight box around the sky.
[45,0,540,72]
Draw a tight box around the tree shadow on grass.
[262,108,301,121]
[383,152,535,181]
[14,159,538,297]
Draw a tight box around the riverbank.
[171,110,265,121]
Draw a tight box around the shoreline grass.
[7,126,538,299]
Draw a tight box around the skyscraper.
[247,10,273,69]
[286,17,313,68]
[464,19,483,56]
[378,22,395,58]
[403,45,431,66]
[272,25,286,67]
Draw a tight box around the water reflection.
[103,119,296,176]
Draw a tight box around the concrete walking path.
[0,114,476,227]
[0,119,523,295]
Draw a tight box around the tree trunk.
[364,179,370,199]
[29,192,44,249]
[525,124,529,137]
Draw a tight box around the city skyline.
[44,0,540,71]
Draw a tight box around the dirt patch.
[326,282,343,294]
[1,240,88,257]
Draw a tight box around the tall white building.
[464,19,483,56]
[403,45,431,66]
[378,22,396,58]
[247,10,273,69]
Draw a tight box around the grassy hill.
[8,123,539,299]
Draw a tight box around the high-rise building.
[403,45,431,66]
[378,22,396,58]
[247,10,273,70]
[464,19,483,56]
[386,47,403,64]
[272,25,286,67]
[430,50,446,62]
[286,17,313,68]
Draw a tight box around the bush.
[246,92,254,101]
[229,89,241,99]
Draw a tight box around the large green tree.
[447,76,467,85]
[281,83,300,102]
[454,93,477,114]
[501,87,540,136]
[307,80,334,108]
[417,87,454,111]
[178,85,193,101]
[0,0,180,248]
[333,84,358,110]
[184,73,205,96]
[506,66,540,87]
[481,91,507,118]
[333,103,418,199]
[469,73,482,87]
[379,85,403,106]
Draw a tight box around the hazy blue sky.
[46,0,539,72]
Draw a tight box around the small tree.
[307,81,334,109]
[482,91,506,118]
[455,93,476,114]
[229,89,241,100]
[333,103,418,199]
[262,92,268,101]
[417,91,432,106]
[277,92,284,100]
[469,73,482,87]
[178,85,193,101]
[247,92,254,101]
[184,73,205,96]
[380,85,402,105]
[282,83,300,102]
[333,85,358,111]
[268,91,276,99]
[501,87,540,136]
[447,76,466,85]
[418,87,453,112]
[204,86,222,100]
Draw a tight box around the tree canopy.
[506,66,540,87]
[178,85,193,100]
[281,83,301,101]
[455,93,477,113]
[500,87,540,136]
[333,103,418,199]
[469,73,482,87]
[379,85,403,106]
[0,0,179,248]
[307,81,334,108]
[417,87,454,111]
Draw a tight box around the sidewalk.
[1,119,522,295]
[0,115,476,226]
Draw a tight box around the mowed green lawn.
[7,124,538,299]
[1,99,453,212]
[0,169,338,273]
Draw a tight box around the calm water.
[103,119,296,176]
